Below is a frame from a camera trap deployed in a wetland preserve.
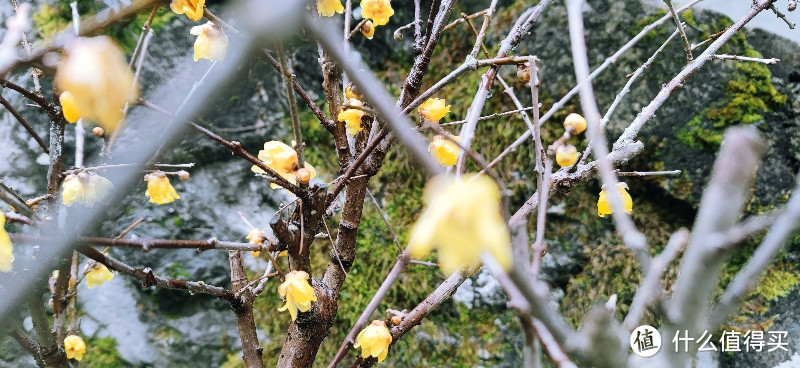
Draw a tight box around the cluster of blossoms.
[417,98,460,167]
[554,113,586,167]
[56,36,138,132]
[170,0,228,62]
[316,0,393,40]
[251,141,317,190]
[354,320,393,362]
[408,175,512,275]
[338,86,367,135]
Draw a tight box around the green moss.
[81,337,134,367]
[32,0,174,52]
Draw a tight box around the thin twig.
[0,93,48,153]
[664,1,693,62]
[711,54,780,64]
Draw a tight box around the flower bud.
[296,168,312,184]
[563,113,587,134]
[92,127,105,137]
[555,144,579,167]
[177,170,191,181]
[517,62,530,84]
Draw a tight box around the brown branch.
[277,43,306,174]
[11,234,268,252]
[0,93,48,153]
[228,250,265,368]
[9,327,45,367]
[80,246,237,302]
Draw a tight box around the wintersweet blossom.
[86,263,114,289]
[277,270,317,321]
[360,0,394,26]
[170,0,205,21]
[59,91,81,123]
[555,144,578,167]
[251,141,317,190]
[55,36,138,132]
[338,98,366,135]
[190,22,227,62]
[597,182,633,217]
[64,335,86,361]
[428,135,460,167]
[345,85,362,100]
[144,171,181,205]
[354,320,392,363]
[247,229,266,257]
[317,0,344,16]
[361,20,375,39]
[563,113,587,134]
[62,173,113,207]
[408,175,512,275]
[0,213,14,272]
[418,98,450,123]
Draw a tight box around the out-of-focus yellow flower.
[418,98,450,123]
[317,0,344,16]
[597,182,633,217]
[247,229,265,257]
[55,36,138,133]
[251,141,317,190]
[59,91,81,123]
[190,22,227,62]
[144,171,180,205]
[361,20,375,39]
[354,320,392,363]
[555,144,578,167]
[408,175,512,275]
[428,135,460,167]
[0,214,14,273]
[64,335,86,361]
[277,270,317,321]
[338,98,366,135]
[170,0,205,21]
[563,113,587,134]
[361,0,394,26]
[86,263,114,289]
[62,173,113,207]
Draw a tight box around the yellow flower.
[247,229,265,257]
[144,171,181,205]
[55,36,138,132]
[86,263,114,289]
[597,182,633,217]
[555,144,578,167]
[408,175,512,275]
[317,0,344,16]
[361,0,394,26]
[59,91,81,123]
[64,335,86,361]
[0,213,14,273]
[354,320,392,363]
[338,98,366,135]
[428,135,460,167]
[418,97,450,123]
[345,85,362,100]
[190,22,227,62]
[277,270,317,321]
[251,141,317,190]
[361,20,375,39]
[170,0,205,21]
[62,173,113,207]
[563,113,587,134]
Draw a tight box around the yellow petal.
[0,214,14,272]
[59,91,81,123]
[317,0,344,16]
[428,135,460,167]
[170,0,205,21]
[418,98,450,123]
[563,113,587,134]
[360,0,394,26]
[190,22,228,62]
[555,144,578,167]
[145,171,180,205]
